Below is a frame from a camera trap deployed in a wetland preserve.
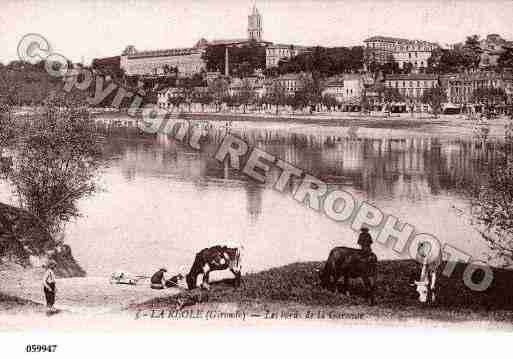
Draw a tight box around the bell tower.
[247,3,262,42]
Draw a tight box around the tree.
[202,42,266,76]
[383,87,404,104]
[462,35,483,70]
[472,88,507,120]
[402,62,414,74]
[196,91,213,112]
[498,46,513,70]
[6,96,103,234]
[470,125,513,263]
[265,81,288,115]
[208,77,229,112]
[277,46,364,77]
[238,79,255,113]
[421,86,447,118]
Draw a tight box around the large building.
[322,74,365,104]
[384,73,439,99]
[364,36,438,71]
[479,34,513,68]
[265,44,308,68]
[120,44,206,77]
[120,5,268,78]
[445,71,502,104]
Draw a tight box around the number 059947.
[25,344,58,353]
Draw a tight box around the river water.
[1,116,505,276]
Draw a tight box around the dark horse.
[186,245,242,290]
[319,247,377,305]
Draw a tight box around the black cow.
[319,247,377,305]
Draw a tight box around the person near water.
[42,261,57,313]
[357,227,373,254]
[150,268,167,290]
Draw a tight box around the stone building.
[120,5,269,78]
[364,36,438,71]
[479,34,513,68]
[384,73,438,99]
[445,71,502,104]
[265,44,308,68]
[120,45,206,78]
[322,74,364,103]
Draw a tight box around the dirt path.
[0,266,183,315]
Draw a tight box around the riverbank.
[2,260,513,330]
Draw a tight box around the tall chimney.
[225,47,229,77]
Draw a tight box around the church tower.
[247,4,262,42]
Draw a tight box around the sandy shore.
[0,265,183,315]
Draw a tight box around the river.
[1,116,505,276]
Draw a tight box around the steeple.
[248,2,262,42]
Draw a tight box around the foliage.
[208,77,229,111]
[238,79,256,113]
[498,46,513,70]
[264,81,288,114]
[202,42,266,76]
[427,45,479,74]
[383,87,404,103]
[472,159,513,262]
[277,46,363,77]
[0,60,63,106]
[421,86,447,117]
[462,35,483,70]
[6,96,104,234]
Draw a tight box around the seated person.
[150,268,167,290]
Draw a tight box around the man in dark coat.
[357,227,373,254]
[150,268,167,289]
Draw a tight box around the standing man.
[42,260,57,314]
[357,227,373,254]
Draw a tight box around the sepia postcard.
[1,0,513,356]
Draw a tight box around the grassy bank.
[0,293,42,313]
[135,260,513,323]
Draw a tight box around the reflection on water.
[22,120,505,275]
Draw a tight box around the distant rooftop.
[385,73,438,80]
[364,35,437,46]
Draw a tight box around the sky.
[1,0,513,65]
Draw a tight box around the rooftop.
[364,35,437,46]
[385,73,438,80]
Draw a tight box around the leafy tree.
[498,46,513,70]
[462,35,483,69]
[402,62,414,74]
[265,81,288,115]
[427,48,475,74]
[383,87,404,103]
[208,77,229,112]
[238,79,255,113]
[470,127,513,263]
[421,86,447,118]
[277,46,364,77]
[6,96,103,234]
[202,42,266,76]
[196,91,213,112]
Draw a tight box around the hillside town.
[5,0,513,341]
[83,5,513,118]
